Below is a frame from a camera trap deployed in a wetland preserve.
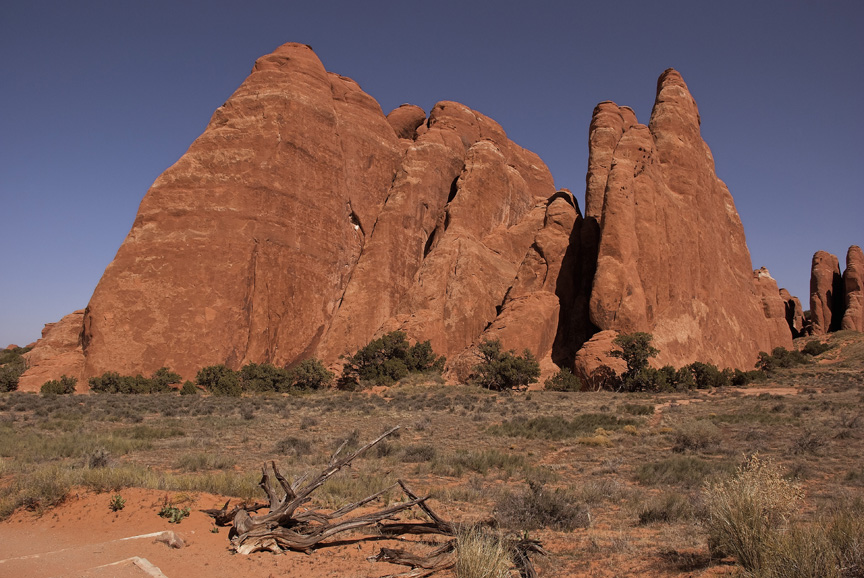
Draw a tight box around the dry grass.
[1,331,863,576]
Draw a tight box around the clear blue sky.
[1,0,862,347]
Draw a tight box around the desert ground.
[1,333,863,577]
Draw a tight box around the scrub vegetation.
[0,331,862,576]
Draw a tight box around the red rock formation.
[809,251,844,335]
[753,267,792,341]
[573,330,627,389]
[80,44,405,379]
[386,104,426,140]
[584,69,791,369]
[37,43,556,383]
[23,49,802,386]
[841,245,864,331]
[779,288,805,338]
[19,310,86,392]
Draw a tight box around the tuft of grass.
[175,452,236,472]
[637,491,696,525]
[400,444,437,463]
[274,436,313,457]
[455,527,512,578]
[430,449,527,478]
[701,455,803,572]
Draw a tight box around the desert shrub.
[40,375,77,395]
[686,361,730,389]
[623,366,669,392]
[802,340,832,356]
[489,413,636,440]
[581,364,622,391]
[179,380,198,395]
[196,365,241,397]
[543,368,582,391]
[151,367,181,388]
[274,436,313,457]
[431,449,526,477]
[610,332,658,380]
[702,455,803,571]
[0,354,26,393]
[672,419,721,452]
[636,456,733,487]
[290,358,333,390]
[239,362,292,392]
[88,371,170,394]
[341,331,445,387]
[619,403,654,416]
[731,368,766,386]
[638,491,696,525]
[472,339,539,391]
[400,444,437,463]
[756,347,810,373]
[455,526,512,578]
[495,480,589,531]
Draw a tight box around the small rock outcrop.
[386,104,426,140]
[809,251,845,335]
[18,310,86,392]
[841,245,864,332]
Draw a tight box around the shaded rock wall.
[810,251,845,335]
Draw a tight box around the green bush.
[289,358,333,390]
[543,368,582,391]
[41,375,77,395]
[610,332,658,379]
[0,357,26,392]
[686,361,730,389]
[179,380,198,395]
[341,331,445,387]
[238,362,292,392]
[88,371,172,394]
[196,365,241,397]
[756,347,810,373]
[802,340,831,356]
[472,339,539,391]
[151,367,181,388]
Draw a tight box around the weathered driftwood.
[201,426,545,576]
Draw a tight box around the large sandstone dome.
[20,43,793,389]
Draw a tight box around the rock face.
[841,245,864,332]
[779,288,805,338]
[753,267,793,342]
[23,49,799,387]
[809,251,845,335]
[18,310,86,392]
[583,69,791,370]
[70,43,558,380]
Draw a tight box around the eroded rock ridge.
[21,47,798,388]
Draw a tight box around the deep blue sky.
[1,1,862,347]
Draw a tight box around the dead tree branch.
[201,426,545,575]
